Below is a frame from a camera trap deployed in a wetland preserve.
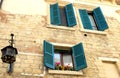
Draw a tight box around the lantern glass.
[1,46,18,63]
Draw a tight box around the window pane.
[54,53,61,65]
[88,15,98,30]
[63,54,73,67]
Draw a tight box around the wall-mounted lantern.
[1,34,18,74]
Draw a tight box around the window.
[79,7,109,31]
[54,49,74,70]
[50,3,77,27]
[44,40,87,71]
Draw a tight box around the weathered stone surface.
[0,0,120,78]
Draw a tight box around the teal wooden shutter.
[72,43,87,71]
[50,3,61,25]
[65,4,76,27]
[93,7,108,31]
[44,40,54,69]
[79,9,93,30]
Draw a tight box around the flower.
[55,62,61,70]
[55,63,74,71]
[55,62,60,66]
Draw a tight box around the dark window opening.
[59,7,68,26]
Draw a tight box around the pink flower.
[55,62,60,66]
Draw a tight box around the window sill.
[47,25,76,31]
[80,29,107,35]
[48,70,83,75]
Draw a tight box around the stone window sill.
[80,29,107,35]
[47,25,76,31]
[48,70,83,75]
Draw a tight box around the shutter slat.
[50,3,61,25]
[79,9,93,30]
[44,40,54,69]
[72,43,87,71]
[65,4,76,27]
[93,7,108,31]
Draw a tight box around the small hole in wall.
[84,34,87,37]
[33,41,36,43]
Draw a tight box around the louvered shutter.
[65,4,76,27]
[44,40,55,69]
[93,7,108,31]
[50,3,61,25]
[79,9,93,30]
[72,43,87,71]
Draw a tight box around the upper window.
[50,3,77,27]
[44,40,87,71]
[79,7,109,31]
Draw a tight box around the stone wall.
[116,0,120,5]
[0,0,120,78]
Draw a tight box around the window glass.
[54,49,74,70]
[88,14,98,30]
[63,54,73,67]
[54,53,61,65]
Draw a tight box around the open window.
[79,7,108,31]
[44,40,87,71]
[50,3,77,27]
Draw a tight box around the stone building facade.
[0,0,120,78]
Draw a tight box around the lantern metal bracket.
[9,34,14,47]
[7,34,14,74]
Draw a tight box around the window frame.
[44,41,86,75]
[47,2,77,30]
[77,6,108,35]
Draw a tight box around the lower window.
[54,49,74,71]
[44,40,87,71]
